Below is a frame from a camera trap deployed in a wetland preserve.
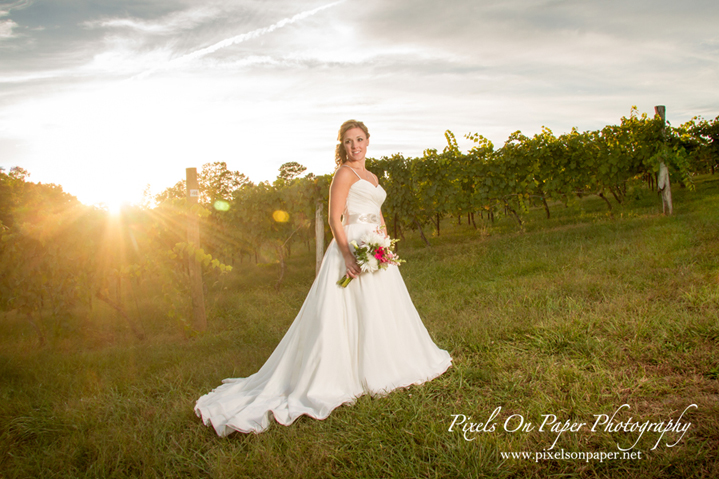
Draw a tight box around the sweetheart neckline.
[351,178,382,190]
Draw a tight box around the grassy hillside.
[1,176,718,478]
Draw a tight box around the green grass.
[1,176,718,478]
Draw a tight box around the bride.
[195,120,452,436]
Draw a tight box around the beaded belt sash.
[343,213,381,226]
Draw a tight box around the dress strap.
[341,164,363,180]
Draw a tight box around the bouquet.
[337,228,405,287]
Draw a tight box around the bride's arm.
[329,169,361,278]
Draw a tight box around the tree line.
[1,108,716,343]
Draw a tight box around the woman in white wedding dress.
[195,120,452,436]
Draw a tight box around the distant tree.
[200,161,250,204]
[277,162,307,184]
[154,180,186,203]
[140,184,154,209]
[0,169,14,227]
[155,162,250,205]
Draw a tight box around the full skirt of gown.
[194,180,452,436]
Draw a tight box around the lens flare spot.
[273,210,290,222]
[214,200,230,211]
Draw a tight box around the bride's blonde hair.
[335,119,370,167]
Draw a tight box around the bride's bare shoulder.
[332,165,355,186]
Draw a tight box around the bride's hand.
[343,253,360,278]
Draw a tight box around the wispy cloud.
[0,19,18,38]
[0,0,32,18]
[85,5,222,35]
[0,0,30,39]
[131,0,347,80]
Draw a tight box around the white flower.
[361,256,379,273]
[359,232,373,245]
[361,231,386,247]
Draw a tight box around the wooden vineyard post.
[315,199,324,276]
[186,168,207,331]
[655,105,673,215]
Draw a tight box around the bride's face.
[343,127,369,164]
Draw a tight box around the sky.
[1,0,718,207]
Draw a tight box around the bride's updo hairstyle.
[335,119,370,167]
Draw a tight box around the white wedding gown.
[195,170,452,436]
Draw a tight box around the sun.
[94,189,133,215]
[105,198,125,215]
[72,180,145,214]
